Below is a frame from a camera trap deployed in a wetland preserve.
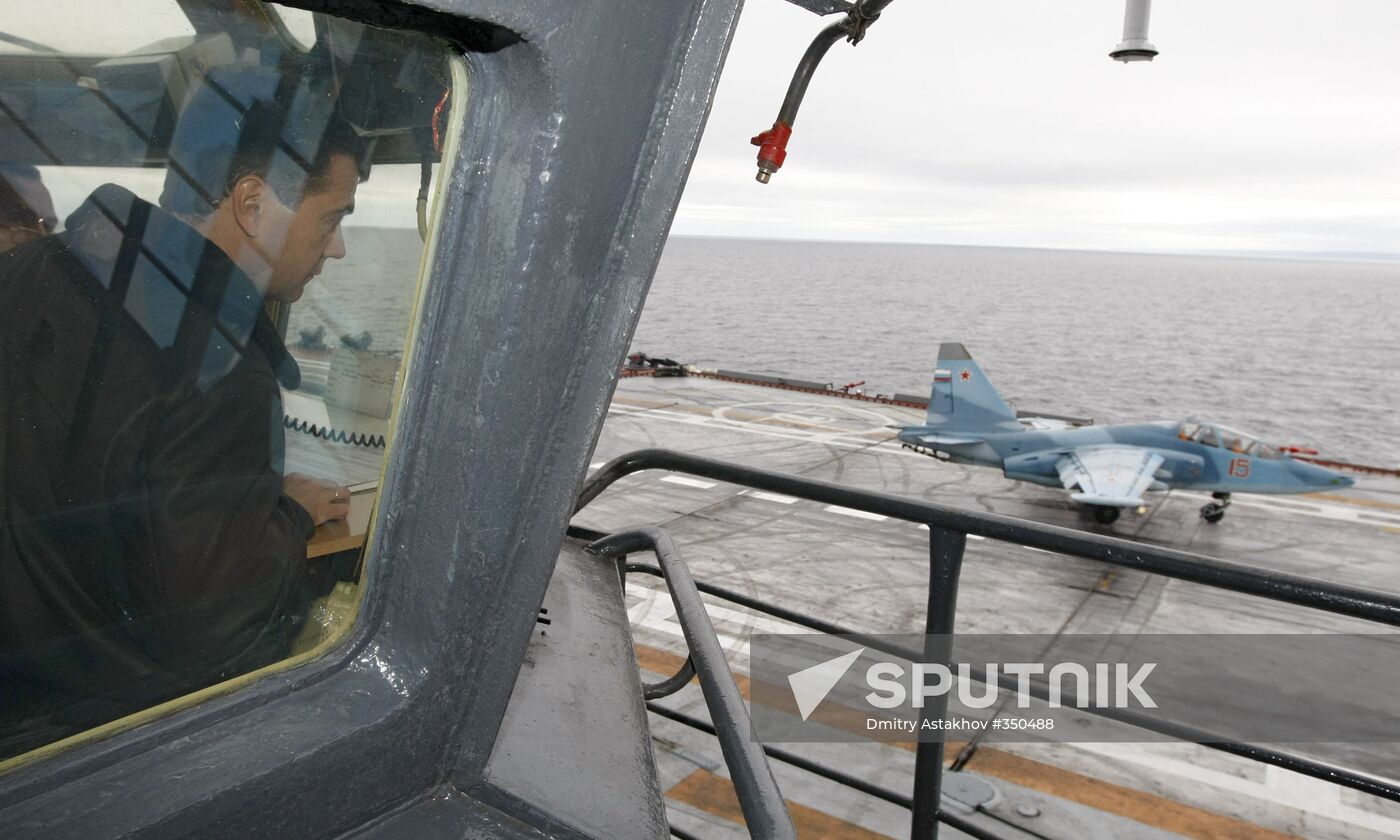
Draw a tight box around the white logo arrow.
[788,648,865,720]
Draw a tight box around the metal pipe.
[1110,0,1158,61]
[646,702,1007,840]
[578,449,1400,627]
[911,527,966,840]
[582,451,1400,809]
[642,656,696,700]
[616,564,1400,807]
[624,561,700,699]
[590,529,798,840]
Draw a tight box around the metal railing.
[588,528,797,840]
[575,448,1400,839]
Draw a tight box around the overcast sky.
[12,1,1399,257]
[671,0,1400,256]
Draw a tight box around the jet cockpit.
[1177,421,1283,459]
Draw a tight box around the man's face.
[260,154,358,302]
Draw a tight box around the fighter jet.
[897,343,1355,524]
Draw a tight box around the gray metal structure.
[0,0,745,836]
[4,2,1393,839]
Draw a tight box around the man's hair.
[160,67,362,219]
[214,101,360,212]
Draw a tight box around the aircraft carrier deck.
[570,369,1400,840]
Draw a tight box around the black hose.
[778,0,896,127]
[283,415,386,448]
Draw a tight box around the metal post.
[1110,0,1158,61]
[589,529,798,840]
[910,526,967,840]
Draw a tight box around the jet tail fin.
[926,343,1021,432]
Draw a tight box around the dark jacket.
[0,185,319,757]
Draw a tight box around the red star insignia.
[960,370,972,381]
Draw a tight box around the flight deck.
[571,370,1400,840]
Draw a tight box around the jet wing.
[1055,447,1165,508]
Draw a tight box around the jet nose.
[1292,460,1354,490]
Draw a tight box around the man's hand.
[283,472,351,526]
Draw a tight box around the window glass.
[1191,426,1220,447]
[1218,425,1260,454]
[0,0,453,764]
[0,0,196,55]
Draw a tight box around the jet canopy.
[1177,421,1282,459]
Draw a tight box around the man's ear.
[229,175,268,238]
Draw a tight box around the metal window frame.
[0,1,744,836]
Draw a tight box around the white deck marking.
[824,505,887,522]
[589,462,606,469]
[1219,494,1400,527]
[916,524,986,541]
[660,475,717,490]
[626,582,803,636]
[749,491,798,505]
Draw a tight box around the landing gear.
[1200,492,1231,524]
[1092,505,1121,525]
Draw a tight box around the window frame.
[0,0,741,836]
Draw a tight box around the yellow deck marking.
[962,748,1299,840]
[668,769,893,839]
[1301,492,1400,513]
[636,644,1299,839]
[635,644,915,750]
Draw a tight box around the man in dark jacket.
[0,65,361,757]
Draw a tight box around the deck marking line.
[666,769,891,840]
[749,490,798,504]
[588,462,606,469]
[917,525,985,541]
[660,475,717,490]
[824,505,887,522]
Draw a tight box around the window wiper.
[0,31,58,53]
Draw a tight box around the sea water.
[311,229,1399,465]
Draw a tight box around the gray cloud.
[675,0,1400,256]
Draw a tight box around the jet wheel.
[1200,493,1231,523]
[1093,506,1120,525]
